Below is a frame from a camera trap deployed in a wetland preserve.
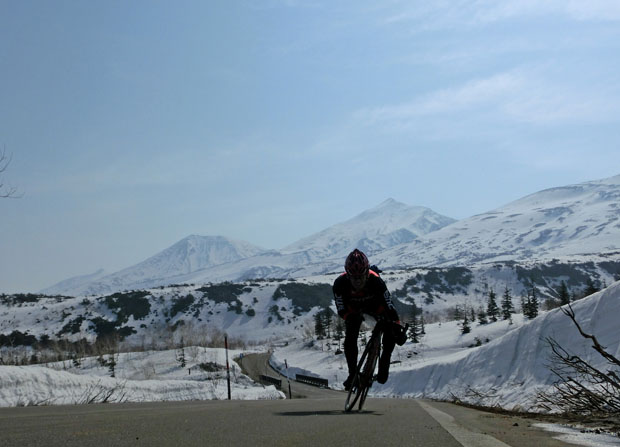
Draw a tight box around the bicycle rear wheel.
[344,344,371,412]
[357,343,379,411]
[344,337,379,412]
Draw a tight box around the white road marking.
[418,400,513,447]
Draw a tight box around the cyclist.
[333,248,404,390]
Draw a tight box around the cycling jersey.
[332,270,399,322]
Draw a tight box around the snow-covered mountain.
[42,200,455,296]
[281,199,456,260]
[376,174,620,268]
[42,235,270,296]
[42,174,620,297]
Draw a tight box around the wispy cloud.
[352,67,620,133]
[377,0,620,27]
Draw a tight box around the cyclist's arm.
[333,278,353,320]
[377,279,400,323]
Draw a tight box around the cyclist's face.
[349,273,367,291]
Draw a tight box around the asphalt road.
[0,397,575,447]
[0,353,577,447]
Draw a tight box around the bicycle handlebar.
[363,312,407,329]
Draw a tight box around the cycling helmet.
[345,249,369,276]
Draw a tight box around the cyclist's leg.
[377,324,396,384]
[343,313,362,387]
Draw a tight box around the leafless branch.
[561,304,620,369]
[536,304,620,415]
[0,148,20,199]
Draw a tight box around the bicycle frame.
[344,317,385,412]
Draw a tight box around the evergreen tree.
[469,306,476,323]
[408,313,420,343]
[530,283,539,318]
[487,289,499,322]
[323,308,333,338]
[407,302,422,343]
[177,338,186,368]
[314,312,326,339]
[334,318,344,345]
[477,307,488,325]
[108,354,116,378]
[524,283,539,319]
[461,313,471,334]
[501,286,514,321]
[583,277,599,297]
[557,280,570,306]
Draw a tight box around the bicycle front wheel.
[344,338,379,412]
[344,345,372,412]
[357,344,379,411]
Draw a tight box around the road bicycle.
[344,315,407,412]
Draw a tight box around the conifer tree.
[530,283,539,318]
[177,337,186,368]
[557,280,570,306]
[487,289,499,322]
[583,277,599,297]
[334,318,344,348]
[461,313,471,334]
[408,313,420,343]
[477,307,488,325]
[323,308,333,338]
[108,354,116,378]
[501,286,515,322]
[314,312,326,339]
[524,283,539,319]
[408,302,422,343]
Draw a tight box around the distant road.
[237,352,338,399]
[0,353,577,446]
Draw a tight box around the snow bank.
[378,281,620,410]
[0,347,283,407]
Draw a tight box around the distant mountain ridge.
[42,236,269,295]
[42,200,455,295]
[42,175,620,296]
[281,199,456,261]
[374,174,620,268]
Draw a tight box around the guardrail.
[295,374,329,388]
[259,374,282,388]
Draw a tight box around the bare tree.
[1,148,19,198]
[537,304,620,414]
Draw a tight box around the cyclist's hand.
[394,323,408,346]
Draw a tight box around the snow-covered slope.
[376,174,620,268]
[281,199,456,260]
[380,280,620,410]
[0,347,283,407]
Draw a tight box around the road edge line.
[417,400,513,447]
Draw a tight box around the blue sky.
[2,0,620,292]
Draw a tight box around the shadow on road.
[275,410,383,417]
